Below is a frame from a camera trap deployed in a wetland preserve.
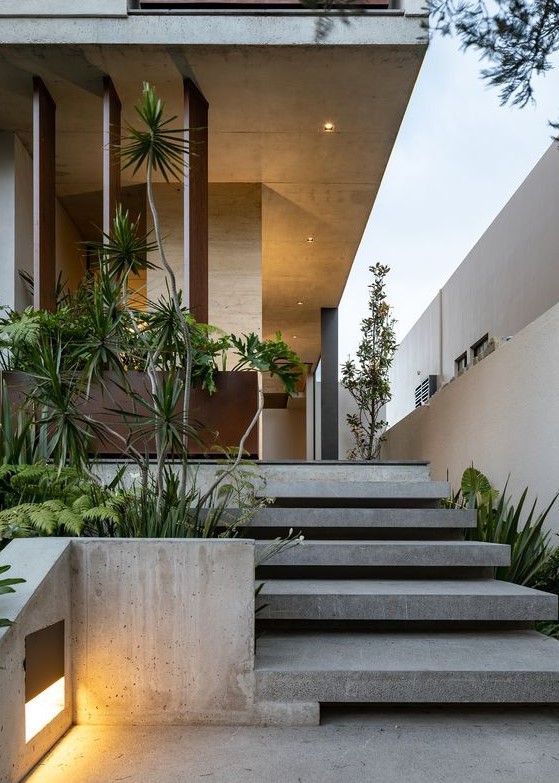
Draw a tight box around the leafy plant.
[0,464,123,545]
[341,263,397,460]
[0,564,25,628]
[448,467,557,586]
[0,83,303,544]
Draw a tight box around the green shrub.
[0,564,25,627]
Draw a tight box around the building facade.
[384,142,559,528]
[0,0,427,458]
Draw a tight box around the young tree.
[341,263,397,460]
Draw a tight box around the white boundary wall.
[383,300,559,533]
[389,143,559,426]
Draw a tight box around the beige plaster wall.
[147,183,262,342]
[56,200,85,292]
[146,182,184,302]
[383,300,559,533]
[261,407,306,460]
[209,183,262,342]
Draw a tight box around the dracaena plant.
[0,83,303,538]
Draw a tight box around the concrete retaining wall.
[0,1,128,16]
[0,537,260,783]
[71,539,255,725]
[0,539,73,783]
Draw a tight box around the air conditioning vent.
[415,375,437,408]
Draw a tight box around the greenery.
[428,0,558,109]
[0,83,303,542]
[0,564,25,628]
[341,263,397,460]
[304,0,556,113]
[448,466,557,585]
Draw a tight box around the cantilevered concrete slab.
[256,579,558,621]
[256,630,559,703]
[0,6,427,368]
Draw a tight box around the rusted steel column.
[183,77,209,323]
[321,307,339,460]
[103,76,122,238]
[33,77,56,312]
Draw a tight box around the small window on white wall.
[471,333,489,362]
[455,352,468,375]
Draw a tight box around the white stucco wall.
[389,142,559,426]
[383,301,559,533]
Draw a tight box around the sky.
[338,31,559,360]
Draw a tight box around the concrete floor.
[23,706,559,783]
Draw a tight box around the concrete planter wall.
[0,1,128,16]
[0,538,257,783]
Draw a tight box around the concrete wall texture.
[383,300,559,532]
[0,539,73,783]
[389,142,559,426]
[0,538,259,783]
[0,1,128,16]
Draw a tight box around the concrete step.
[255,630,559,703]
[259,480,451,507]
[247,507,476,530]
[255,579,558,621]
[253,461,432,483]
[255,541,509,568]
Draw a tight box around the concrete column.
[33,77,56,312]
[320,307,338,460]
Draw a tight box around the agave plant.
[450,467,557,586]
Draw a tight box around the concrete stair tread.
[260,480,450,501]
[256,578,549,597]
[255,629,559,672]
[255,631,559,703]
[255,579,558,621]
[248,507,476,528]
[256,541,510,567]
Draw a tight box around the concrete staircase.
[251,462,559,710]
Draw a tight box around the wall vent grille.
[415,375,437,408]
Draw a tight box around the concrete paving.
[23,707,559,783]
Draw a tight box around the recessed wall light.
[307,236,314,243]
[297,301,304,306]
[323,122,335,132]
